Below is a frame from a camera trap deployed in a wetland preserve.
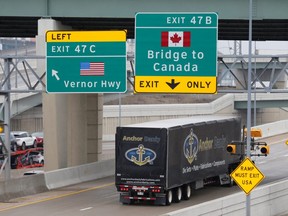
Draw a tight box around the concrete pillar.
[36,18,103,171]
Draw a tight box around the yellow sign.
[46,30,126,42]
[134,76,217,93]
[230,158,265,195]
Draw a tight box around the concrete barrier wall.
[103,93,288,141]
[161,179,288,216]
[0,173,48,202]
[103,94,236,140]
[45,158,115,190]
[253,120,288,138]
[0,159,115,201]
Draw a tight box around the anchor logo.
[125,144,156,166]
[183,129,199,164]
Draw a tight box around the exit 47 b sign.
[46,31,127,93]
[134,12,218,94]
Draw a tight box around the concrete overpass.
[1,0,288,41]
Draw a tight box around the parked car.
[30,150,44,165]
[11,131,37,150]
[11,148,44,169]
[31,132,44,147]
[0,133,18,152]
[19,150,44,166]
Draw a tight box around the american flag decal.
[80,62,104,76]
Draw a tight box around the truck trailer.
[115,115,242,205]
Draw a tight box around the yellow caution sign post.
[230,157,265,195]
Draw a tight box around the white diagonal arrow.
[52,69,60,81]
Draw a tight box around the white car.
[30,150,44,165]
[12,131,37,150]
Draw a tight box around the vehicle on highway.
[32,132,44,147]
[12,131,37,150]
[0,133,18,152]
[11,147,44,169]
[30,150,44,165]
[115,116,243,205]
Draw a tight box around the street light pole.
[246,0,253,215]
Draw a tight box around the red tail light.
[120,187,129,191]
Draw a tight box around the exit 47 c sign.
[134,12,218,94]
[46,31,127,93]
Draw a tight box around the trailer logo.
[183,129,199,164]
[125,144,157,166]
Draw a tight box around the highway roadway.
[0,134,287,216]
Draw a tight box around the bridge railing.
[217,54,288,93]
[0,56,46,93]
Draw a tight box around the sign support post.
[246,0,253,215]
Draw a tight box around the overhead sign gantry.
[134,12,218,94]
[46,30,127,93]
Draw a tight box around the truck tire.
[173,187,182,203]
[228,166,236,187]
[166,190,173,205]
[182,184,191,200]
[228,176,235,187]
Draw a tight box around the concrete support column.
[36,18,103,171]
[87,94,103,162]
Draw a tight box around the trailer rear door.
[115,127,167,187]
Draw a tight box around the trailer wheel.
[166,190,173,205]
[173,187,182,203]
[228,167,236,187]
[182,184,191,200]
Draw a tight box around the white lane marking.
[80,207,93,211]
[257,161,267,164]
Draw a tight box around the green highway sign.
[134,12,218,93]
[46,31,127,93]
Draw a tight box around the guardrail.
[161,179,288,216]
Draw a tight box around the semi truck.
[115,115,243,205]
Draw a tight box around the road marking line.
[80,207,93,211]
[0,182,114,212]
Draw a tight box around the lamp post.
[246,0,253,215]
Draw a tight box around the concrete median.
[45,158,115,190]
[0,158,115,201]
[0,173,48,202]
[161,179,288,216]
